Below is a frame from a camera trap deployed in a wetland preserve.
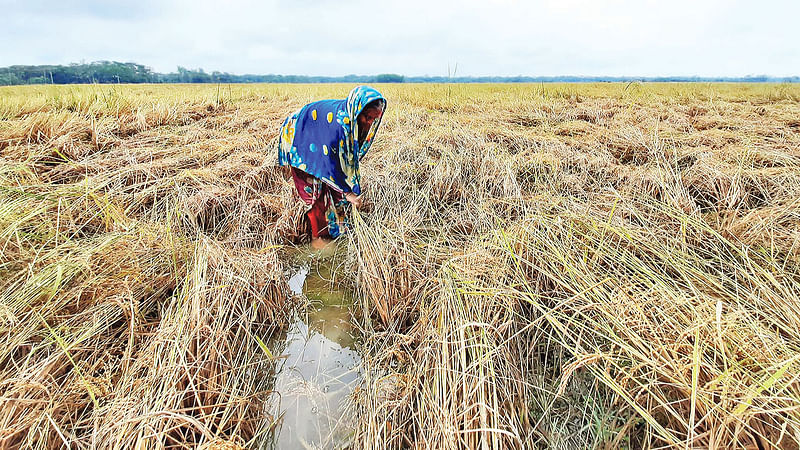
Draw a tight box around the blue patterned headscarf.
[277,86,386,195]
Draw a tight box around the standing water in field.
[264,250,361,449]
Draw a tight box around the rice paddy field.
[1,82,799,449]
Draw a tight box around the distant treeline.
[1,61,798,85]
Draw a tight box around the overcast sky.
[2,0,798,77]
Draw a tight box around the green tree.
[374,73,404,83]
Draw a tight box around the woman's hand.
[345,192,363,209]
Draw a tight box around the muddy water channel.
[265,252,362,449]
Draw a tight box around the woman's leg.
[290,167,332,246]
[306,196,330,239]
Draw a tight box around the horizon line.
[1,62,798,81]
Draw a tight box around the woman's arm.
[344,192,362,209]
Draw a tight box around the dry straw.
[1,82,799,448]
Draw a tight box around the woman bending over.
[277,85,386,249]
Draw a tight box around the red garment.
[291,167,345,239]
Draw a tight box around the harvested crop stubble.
[1,83,799,449]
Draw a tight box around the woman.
[277,85,386,249]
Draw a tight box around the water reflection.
[266,256,361,449]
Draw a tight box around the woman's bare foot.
[311,237,333,250]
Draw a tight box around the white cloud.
[1,0,797,76]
